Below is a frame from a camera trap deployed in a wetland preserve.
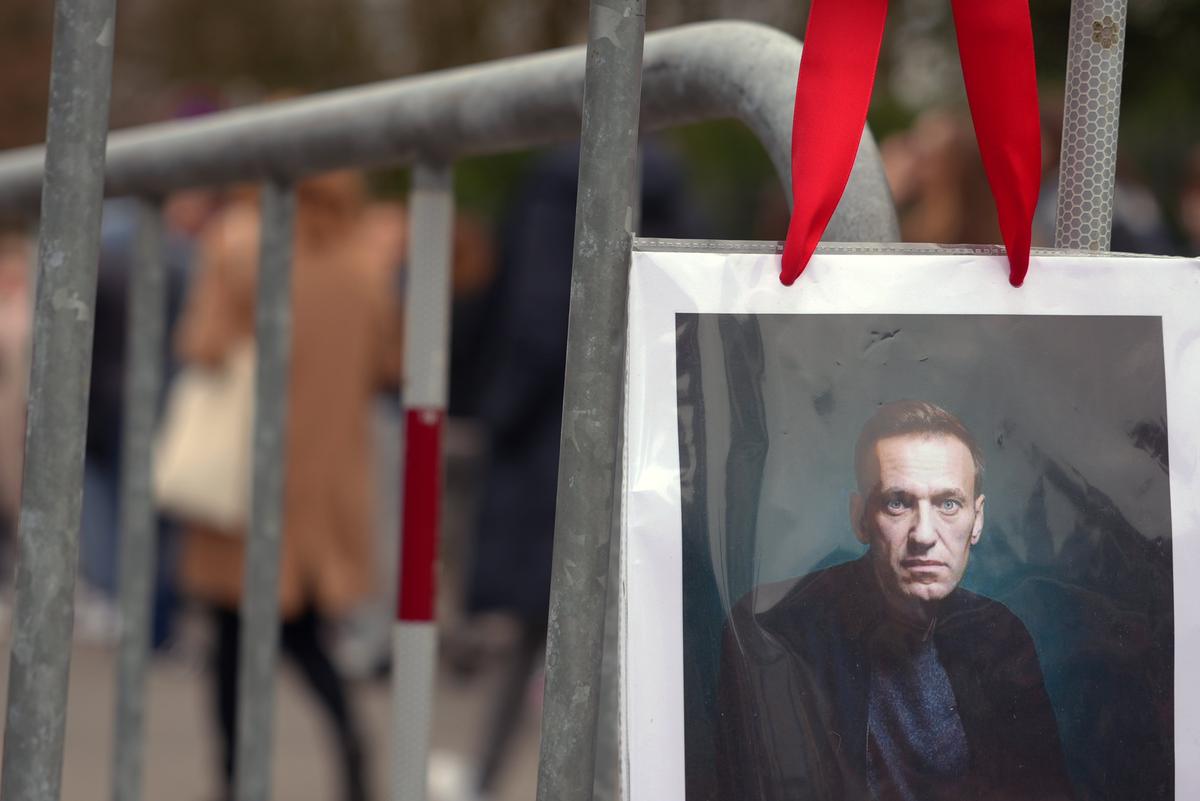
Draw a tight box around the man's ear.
[850,493,869,545]
[970,494,985,545]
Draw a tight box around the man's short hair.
[853,400,985,496]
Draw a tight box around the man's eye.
[940,499,962,513]
[884,498,907,513]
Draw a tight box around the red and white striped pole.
[393,162,454,801]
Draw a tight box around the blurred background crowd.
[0,1,1196,800]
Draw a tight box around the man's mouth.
[901,559,945,569]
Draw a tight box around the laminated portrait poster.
[621,243,1200,801]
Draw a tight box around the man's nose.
[907,502,938,549]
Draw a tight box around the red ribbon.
[781,0,1041,287]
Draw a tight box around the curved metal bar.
[0,21,898,241]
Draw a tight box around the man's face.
[851,433,984,621]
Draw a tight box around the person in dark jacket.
[79,196,198,646]
[461,141,703,798]
[716,400,1073,801]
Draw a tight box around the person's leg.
[281,607,368,801]
[151,519,180,650]
[475,619,547,796]
[0,509,13,587]
[80,457,120,596]
[210,606,240,799]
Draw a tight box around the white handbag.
[153,342,255,531]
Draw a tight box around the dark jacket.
[465,142,702,623]
[716,556,1074,801]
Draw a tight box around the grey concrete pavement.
[0,614,541,801]
[0,413,543,801]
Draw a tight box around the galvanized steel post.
[234,182,296,801]
[1054,0,1129,250]
[0,0,117,796]
[592,151,642,801]
[536,2,646,800]
[112,199,168,801]
[591,517,622,801]
[392,162,454,801]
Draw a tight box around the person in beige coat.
[174,172,403,801]
[0,232,31,567]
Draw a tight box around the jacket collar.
[841,554,978,642]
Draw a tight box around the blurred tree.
[391,0,586,73]
[0,0,51,150]
[129,0,379,93]
[870,0,1200,235]
[0,0,1195,237]
[387,0,809,73]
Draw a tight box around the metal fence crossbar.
[0,22,896,243]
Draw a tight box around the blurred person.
[0,231,32,583]
[78,193,211,646]
[336,199,498,684]
[446,212,498,421]
[445,141,701,801]
[174,172,403,801]
[883,106,1172,255]
[353,198,494,418]
[330,198,409,682]
[881,109,1003,246]
[1106,161,1175,255]
[1033,98,1173,254]
[440,209,497,639]
[1176,145,1200,255]
[79,92,229,646]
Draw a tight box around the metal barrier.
[0,0,116,799]
[394,162,454,801]
[0,0,1128,799]
[0,23,897,233]
[112,198,165,801]
[537,5,645,799]
[1055,0,1128,250]
[545,5,1127,801]
[0,16,899,801]
[235,180,295,801]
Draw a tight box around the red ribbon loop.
[781,0,1042,287]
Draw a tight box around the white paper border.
[621,250,1200,800]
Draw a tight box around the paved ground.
[0,417,544,801]
[0,611,542,801]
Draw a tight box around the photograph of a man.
[671,312,1173,801]
[715,400,1074,801]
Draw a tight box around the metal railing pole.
[0,0,117,795]
[1054,0,1129,250]
[592,516,623,801]
[234,181,296,801]
[591,148,642,801]
[536,2,645,800]
[112,199,168,801]
[392,162,454,801]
